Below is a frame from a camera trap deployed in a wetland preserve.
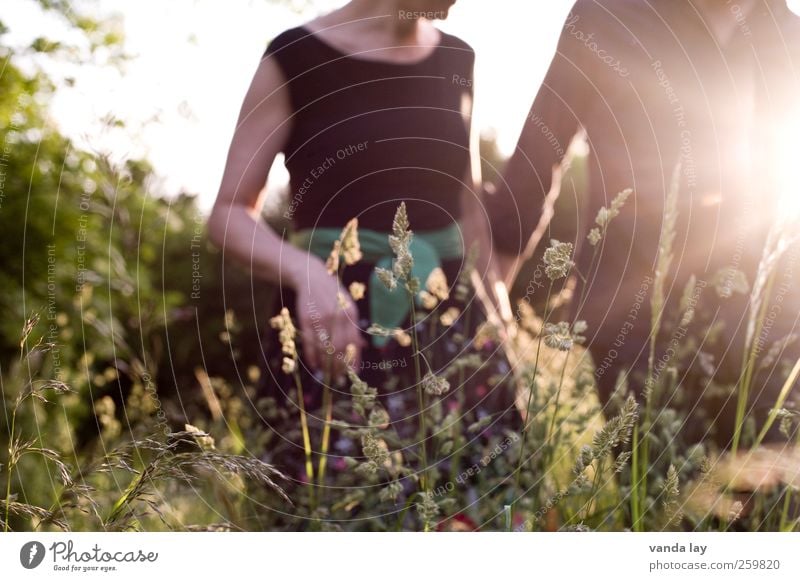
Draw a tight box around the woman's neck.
[317,0,432,44]
[339,0,421,40]
[306,0,441,63]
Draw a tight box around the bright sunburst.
[776,112,800,221]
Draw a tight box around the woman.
[208,0,519,525]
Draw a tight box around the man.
[490,0,800,446]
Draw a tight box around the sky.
[3,0,575,210]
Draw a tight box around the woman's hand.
[208,53,364,380]
[288,256,365,379]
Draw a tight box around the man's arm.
[488,1,599,285]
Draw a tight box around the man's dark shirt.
[492,0,800,421]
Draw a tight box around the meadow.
[2,3,799,533]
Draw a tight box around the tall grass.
[4,187,799,531]
[2,316,289,532]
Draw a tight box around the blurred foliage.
[3,0,127,66]
[0,10,283,530]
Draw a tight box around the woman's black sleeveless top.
[264,26,474,232]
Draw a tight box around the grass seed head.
[543,239,574,280]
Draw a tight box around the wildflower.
[777,408,798,438]
[422,371,450,396]
[610,188,633,212]
[348,281,366,301]
[467,415,494,434]
[592,395,638,454]
[572,320,588,341]
[544,321,586,351]
[20,313,40,349]
[588,188,632,245]
[94,396,121,438]
[281,357,296,374]
[184,423,216,451]
[544,322,573,351]
[405,276,420,294]
[393,329,412,347]
[224,308,238,329]
[368,324,411,348]
[573,444,595,476]
[729,501,744,523]
[326,219,362,274]
[713,266,749,299]
[356,460,380,476]
[543,239,574,280]
[394,250,414,283]
[247,365,261,383]
[595,207,610,227]
[425,267,449,302]
[567,523,592,532]
[614,451,632,473]
[389,203,414,280]
[379,481,403,502]
[367,323,392,337]
[418,290,438,310]
[473,321,500,350]
[662,464,682,528]
[375,267,397,291]
[325,240,340,274]
[595,188,633,228]
[416,491,440,527]
[368,406,390,430]
[340,218,362,265]
[270,308,297,368]
[343,343,358,367]
[662,464,679,505]
[439,307,460,327]
[348,368,377,416]
[362,431,389,470]
[389,202,412,255]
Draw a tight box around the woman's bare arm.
[208,55,364,374]
[208,56,302,286]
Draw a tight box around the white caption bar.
[1,532,798,580]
